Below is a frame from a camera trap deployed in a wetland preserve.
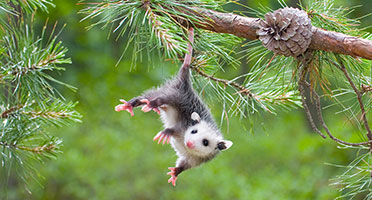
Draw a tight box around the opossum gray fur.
[115,27,233,186]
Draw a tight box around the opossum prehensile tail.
[115,28,233,186]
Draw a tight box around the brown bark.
[195,9,260,40]
[310,28,372,59]
[191,8,372,60]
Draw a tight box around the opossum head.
[184,112,233,158]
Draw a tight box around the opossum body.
[115,28,233,186]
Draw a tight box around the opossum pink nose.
[186,141,194,149]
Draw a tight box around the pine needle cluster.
[0,0,81,192]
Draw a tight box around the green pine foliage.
[80,0,372,198]
[330,146,372,199]
[0,0,53,14]
[0,0,81,192]
[1,0,372,198]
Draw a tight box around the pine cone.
[257,7,313,57]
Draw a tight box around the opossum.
[115,27,233,186]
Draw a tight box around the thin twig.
[329,59,372,142]
[298,83,327,138]
[23,110,68,119]
[0,141,56,153]
[361,84,372,94]
[1,105,23,118]
[190,66,253,97]
[299,58,371,146]
[340,66,372,141]
[10,54,58,77]
[17,144,56,153]
[298,64,327,139]
[305,80,370,146]
[191,66,296,113]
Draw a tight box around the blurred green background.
[4,0,372,199]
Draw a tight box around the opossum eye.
[202,139,209,146]
[191,129,198,134]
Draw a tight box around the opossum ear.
[217,140,233,151]
[191,112,200,125]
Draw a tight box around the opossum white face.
[184,112,233,157]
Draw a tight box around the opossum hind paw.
[153,131,171,145]
[167,167,178,186]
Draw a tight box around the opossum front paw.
[115,99,134,116]
[140,99,161,114]
[153,130,171,145]
[167,167,178,186]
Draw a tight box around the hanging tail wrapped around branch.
[178,27,195,82]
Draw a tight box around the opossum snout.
[186,141,194,149]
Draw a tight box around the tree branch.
[81,2,372,60]
[298,58,371,146]
[0,141,56,154]
[298,80,327,139]
[193,8,260,41]
[328,59,372,142]
[189,8,372,60]
[305,80,370,146]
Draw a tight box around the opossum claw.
[115,100,134,116]
[153,107,161,114]
[141,105,152,112]
[158,134,165,144]
[140,99,160,114]
[162,135,169,145]
[166,135,171,144]
[153,132,162,141]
